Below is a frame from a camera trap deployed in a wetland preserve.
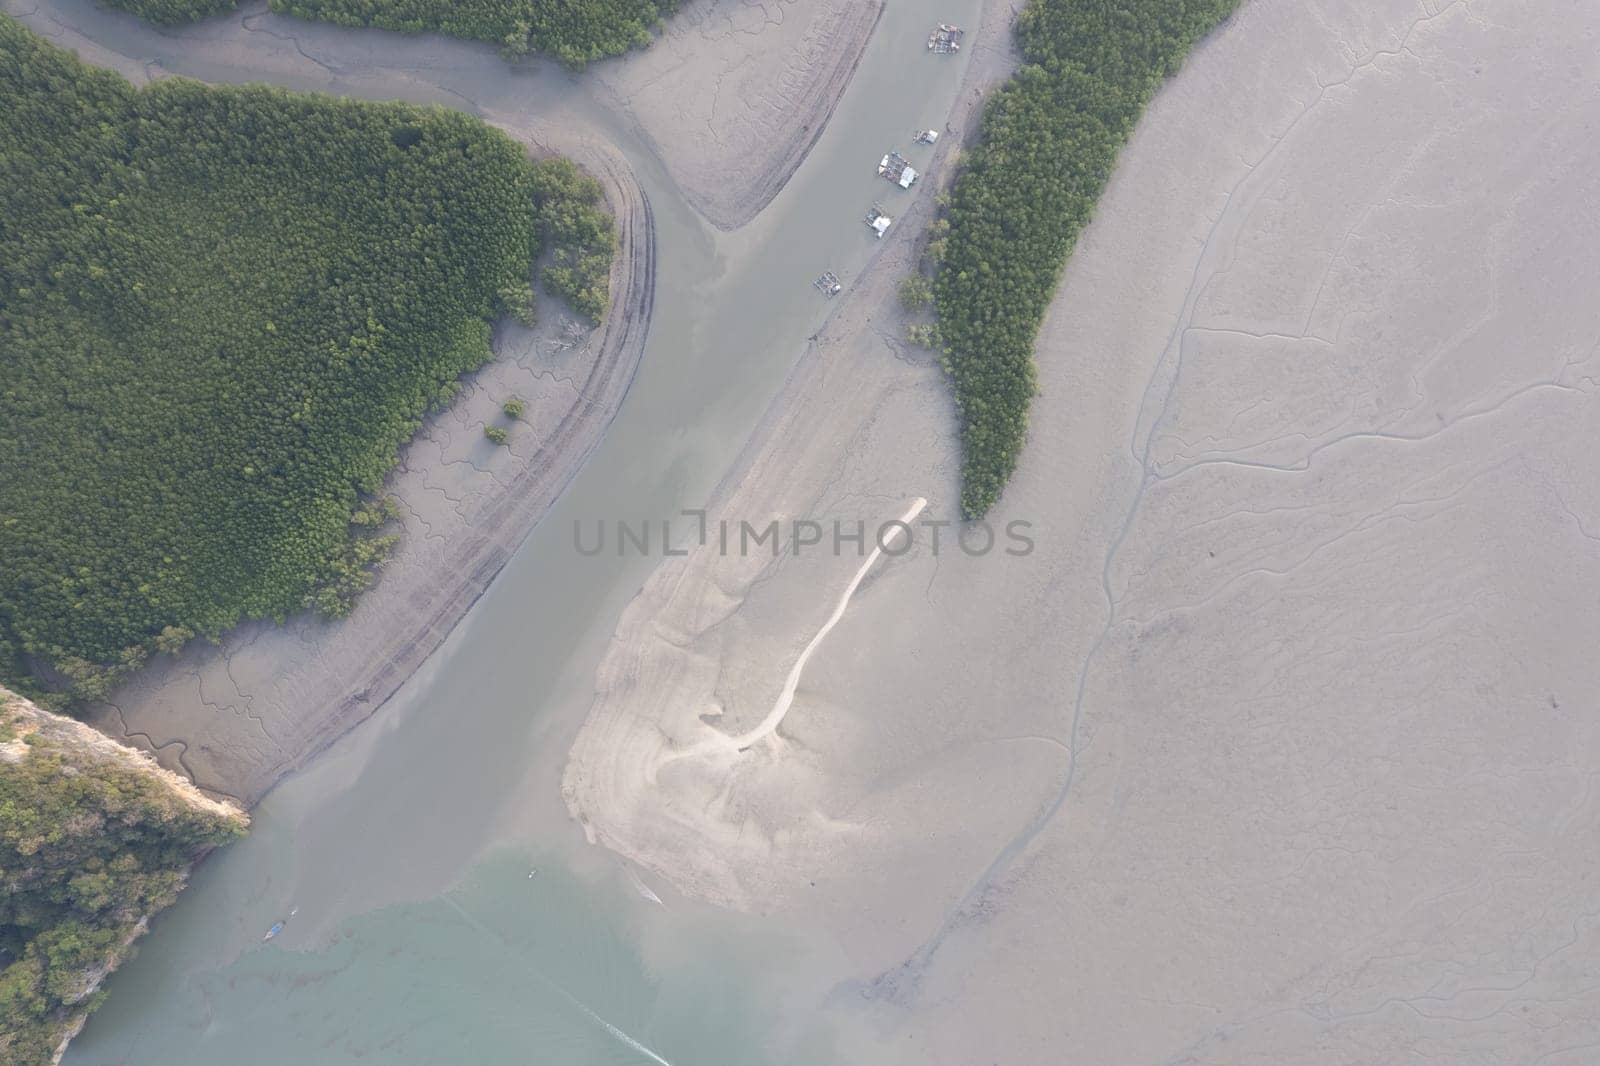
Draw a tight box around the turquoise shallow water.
[73,849,836,1065]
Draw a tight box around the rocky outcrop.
[0,687,246,1065]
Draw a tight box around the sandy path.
[563,0,1600,1061]
[727,495,926,750]
[648,495,928,773]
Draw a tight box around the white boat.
[865,204,893,237]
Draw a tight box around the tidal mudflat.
[566,0,1600,1061]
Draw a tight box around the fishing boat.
[262,906,297,941]
[927,23,963,53]
[864,204,893,238]
[877,151,919,189]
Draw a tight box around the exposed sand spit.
[563,0,1023,916]
[563,494,962,908]
[647,494,928,769]
[566,0,1600,1060]
[594,0,885,230]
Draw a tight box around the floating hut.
[813,271,843,296]
[914,129,940,145]
[864,204,893,238]
[877,151,919,189]
[928,24,963,53]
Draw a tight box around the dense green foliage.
[272,0,674,65]
[100,0,235,22]
[0,17,612,699]
[101,0,674,66]
[934,0,1239,517]
[898,274,933,312]
[528,157,615,320]
[0,689,246,1063]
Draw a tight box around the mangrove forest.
[933,0,1240,517]
[0,15,612,701]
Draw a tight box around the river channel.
[5,0,981,1060]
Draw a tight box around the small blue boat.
[262,921,284,942]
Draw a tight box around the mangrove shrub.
[102,0,676,66]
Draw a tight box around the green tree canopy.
[0,687,246,1063]
[0,15,612,699]
[102,0,677,66]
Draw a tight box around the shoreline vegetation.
[0,15,614,705]
[931,0,1240,517]
[100,0,677,66]
[0,686,247,1065]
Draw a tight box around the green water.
[76,849,836,1064]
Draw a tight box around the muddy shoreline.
[88,140,655,806]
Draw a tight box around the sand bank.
[594,0,885,230]
[562,0,1024,913]
[565,0,1600,1061]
